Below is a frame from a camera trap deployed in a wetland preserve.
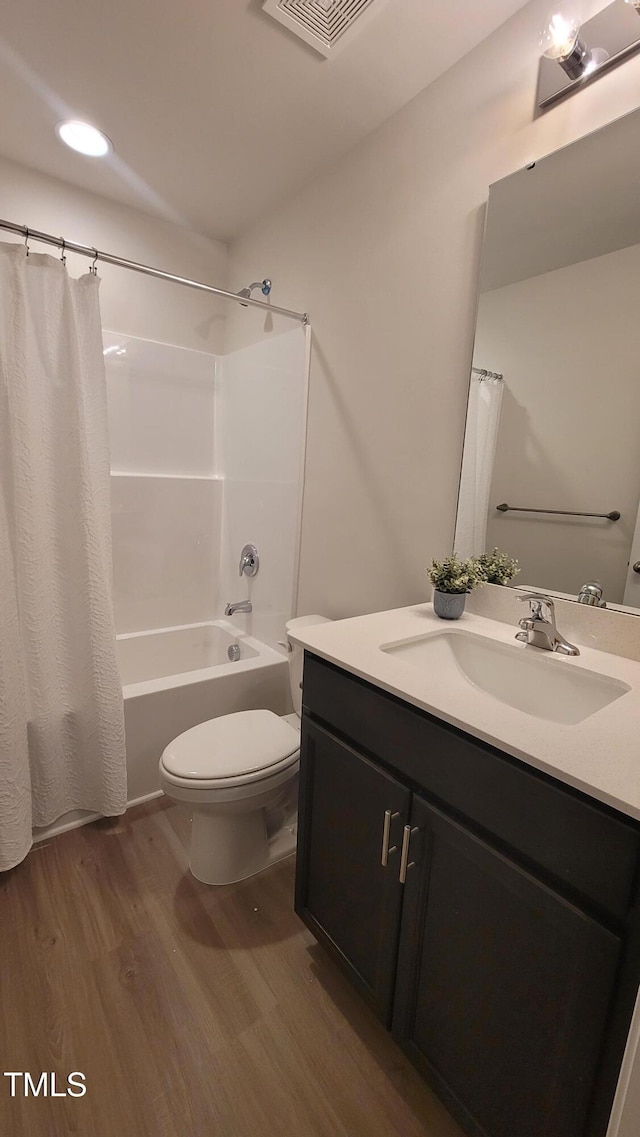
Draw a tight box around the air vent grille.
[263,0,386,58]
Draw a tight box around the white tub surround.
[106,326,310,652]
[111,474,222,634]
[216,326,310,649]
[289,604,640,823]
[105,332,222,635]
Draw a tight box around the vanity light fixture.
[55,120,112,157]
[537,0,640,110]
[540,10,592,79]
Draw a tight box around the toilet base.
[189,804,297,886]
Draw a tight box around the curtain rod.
[0,218,309,325]
[472,366,503,381]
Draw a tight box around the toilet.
[159,615,330,885]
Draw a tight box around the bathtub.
[119,620,290,802]
[119,620,262,691]
[31,621,289,843]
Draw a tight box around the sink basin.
[380,630,630,725]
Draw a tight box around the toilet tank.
[285,615,331,717]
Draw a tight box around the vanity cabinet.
[295,719,410,1022]
[295,653,640,1137]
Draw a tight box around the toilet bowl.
[159,615,330,885]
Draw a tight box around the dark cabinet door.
[392,797,622,1137]
[295,719,410,1024]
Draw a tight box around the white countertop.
[290,604,640,823]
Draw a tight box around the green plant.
[476,547,520,586]
[427,554,485,595]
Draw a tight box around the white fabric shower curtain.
[454,373,504,558]
[0,242,126,871]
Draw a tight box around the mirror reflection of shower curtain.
[0,242,126,871]
[454,374,504,557]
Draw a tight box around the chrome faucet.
[577,580,606,607]
[224,600,252,616]
[515,593,579,656]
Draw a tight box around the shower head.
[237,278,272,306]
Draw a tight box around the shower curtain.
[454,373,504,558]
[0,242,126,871]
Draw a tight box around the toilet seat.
[160,708,300,789]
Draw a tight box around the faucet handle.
[238,543,259,578]
[517,592,554,607]
[518,592,554,614]
[517,592,557,628]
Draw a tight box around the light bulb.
[540,12,580,60]
[539,6,592,79]
[56,120,112,158]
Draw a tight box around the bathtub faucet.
[224,600,252,616]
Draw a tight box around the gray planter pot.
[433,589,466,620]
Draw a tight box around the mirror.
[455,108,640,614]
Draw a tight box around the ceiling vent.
[262,0,387,58]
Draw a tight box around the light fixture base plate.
[537,0,640,111]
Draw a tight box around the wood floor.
[0,798,464,1137]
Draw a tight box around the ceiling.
[0,0,530,242]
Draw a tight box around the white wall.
[0,154,228,351]
[478,244,640,603]
[227,0,640,621]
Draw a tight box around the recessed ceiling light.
[56,120,112,158]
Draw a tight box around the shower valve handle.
[239,544,259,578]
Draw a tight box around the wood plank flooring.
[0,798,464,1137]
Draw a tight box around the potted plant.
[476,547,520,586]
[427,554,484,620]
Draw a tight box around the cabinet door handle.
[399,824,419,884]
[381,810,400,866]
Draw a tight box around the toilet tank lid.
[285,614,331,632]
[161,709,299,780]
